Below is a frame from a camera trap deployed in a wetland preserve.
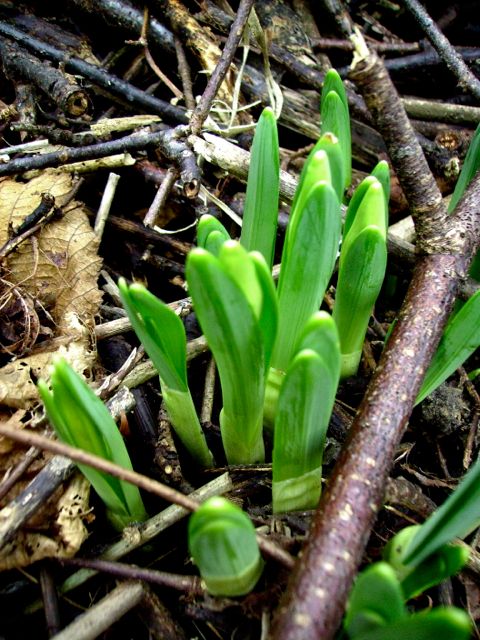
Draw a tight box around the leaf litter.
[0,170,102,568]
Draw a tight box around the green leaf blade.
[272,344,339,513]
[344,562,407,638]
[448,122,480,214]
[241,107,280,268]
[416,289,480,404]
[118,279,187,391]
[186,248,266,464]
[273,181,341,373]
[38,360,147,529]
[351,607,471,640]
[334,227,387,377]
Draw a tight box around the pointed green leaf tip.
[188,496,264,596]
[241,107,280,268]
[118,278,187,391]
[321,68,351,189]
[197,214,230,256]
[38,359,147,530]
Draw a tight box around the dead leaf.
[0,171,102,568]
[0,171,102,331]
[0,474,90,570]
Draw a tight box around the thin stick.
[402,0,480,101]
[174,34,195,111]
[143,167,179,228]
[0,127,200,194]
[40,563,61,637]
[189,0,255,135]
[0,23,186,124]
[0,425,199,512]
[0,446,39,501]
[94,173,121,239]
[50,581,145,640]
[59,557,204,595]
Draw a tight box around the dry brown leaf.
[0,172,102,568]
[0,474,90,570]
[0,171,102,331]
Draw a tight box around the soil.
[0,1,479,639]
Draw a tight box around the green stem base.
[272,467,322,513]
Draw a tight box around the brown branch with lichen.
[271,44,480,640]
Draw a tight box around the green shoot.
[321,68,352,189]
[416,289,480,404]
[186,241,277,464]
[270,178,341,378]
[448,123,480,215]
[347,607,470,640]
[334,178,388,378]
[38,359,148,531]
[272,312,340,512]
[398,450,480,566]
[344,562,406,638]
[383,525,469,600]
[188,496,264,596]
[197,214,231,256]
[371,160,391,224]
[118,279,213,467]
[240,107,280,268]
[344,161,390,238]
[344,562,471,640]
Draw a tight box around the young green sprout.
[333,176,388,378]
[383,525,469,601]
[344,561,471,640]
[321,68,352,190]
[186,241,278,465]
[240,107,280,269]
[38,359,148,530]
[264,142,342,425]
[188,496,264,596]
[118,279,213,467]
[272,312,340,513]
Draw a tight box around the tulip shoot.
[272,312,340,513]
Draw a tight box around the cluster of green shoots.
[37,72,480,598]
[119,70,390,519]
